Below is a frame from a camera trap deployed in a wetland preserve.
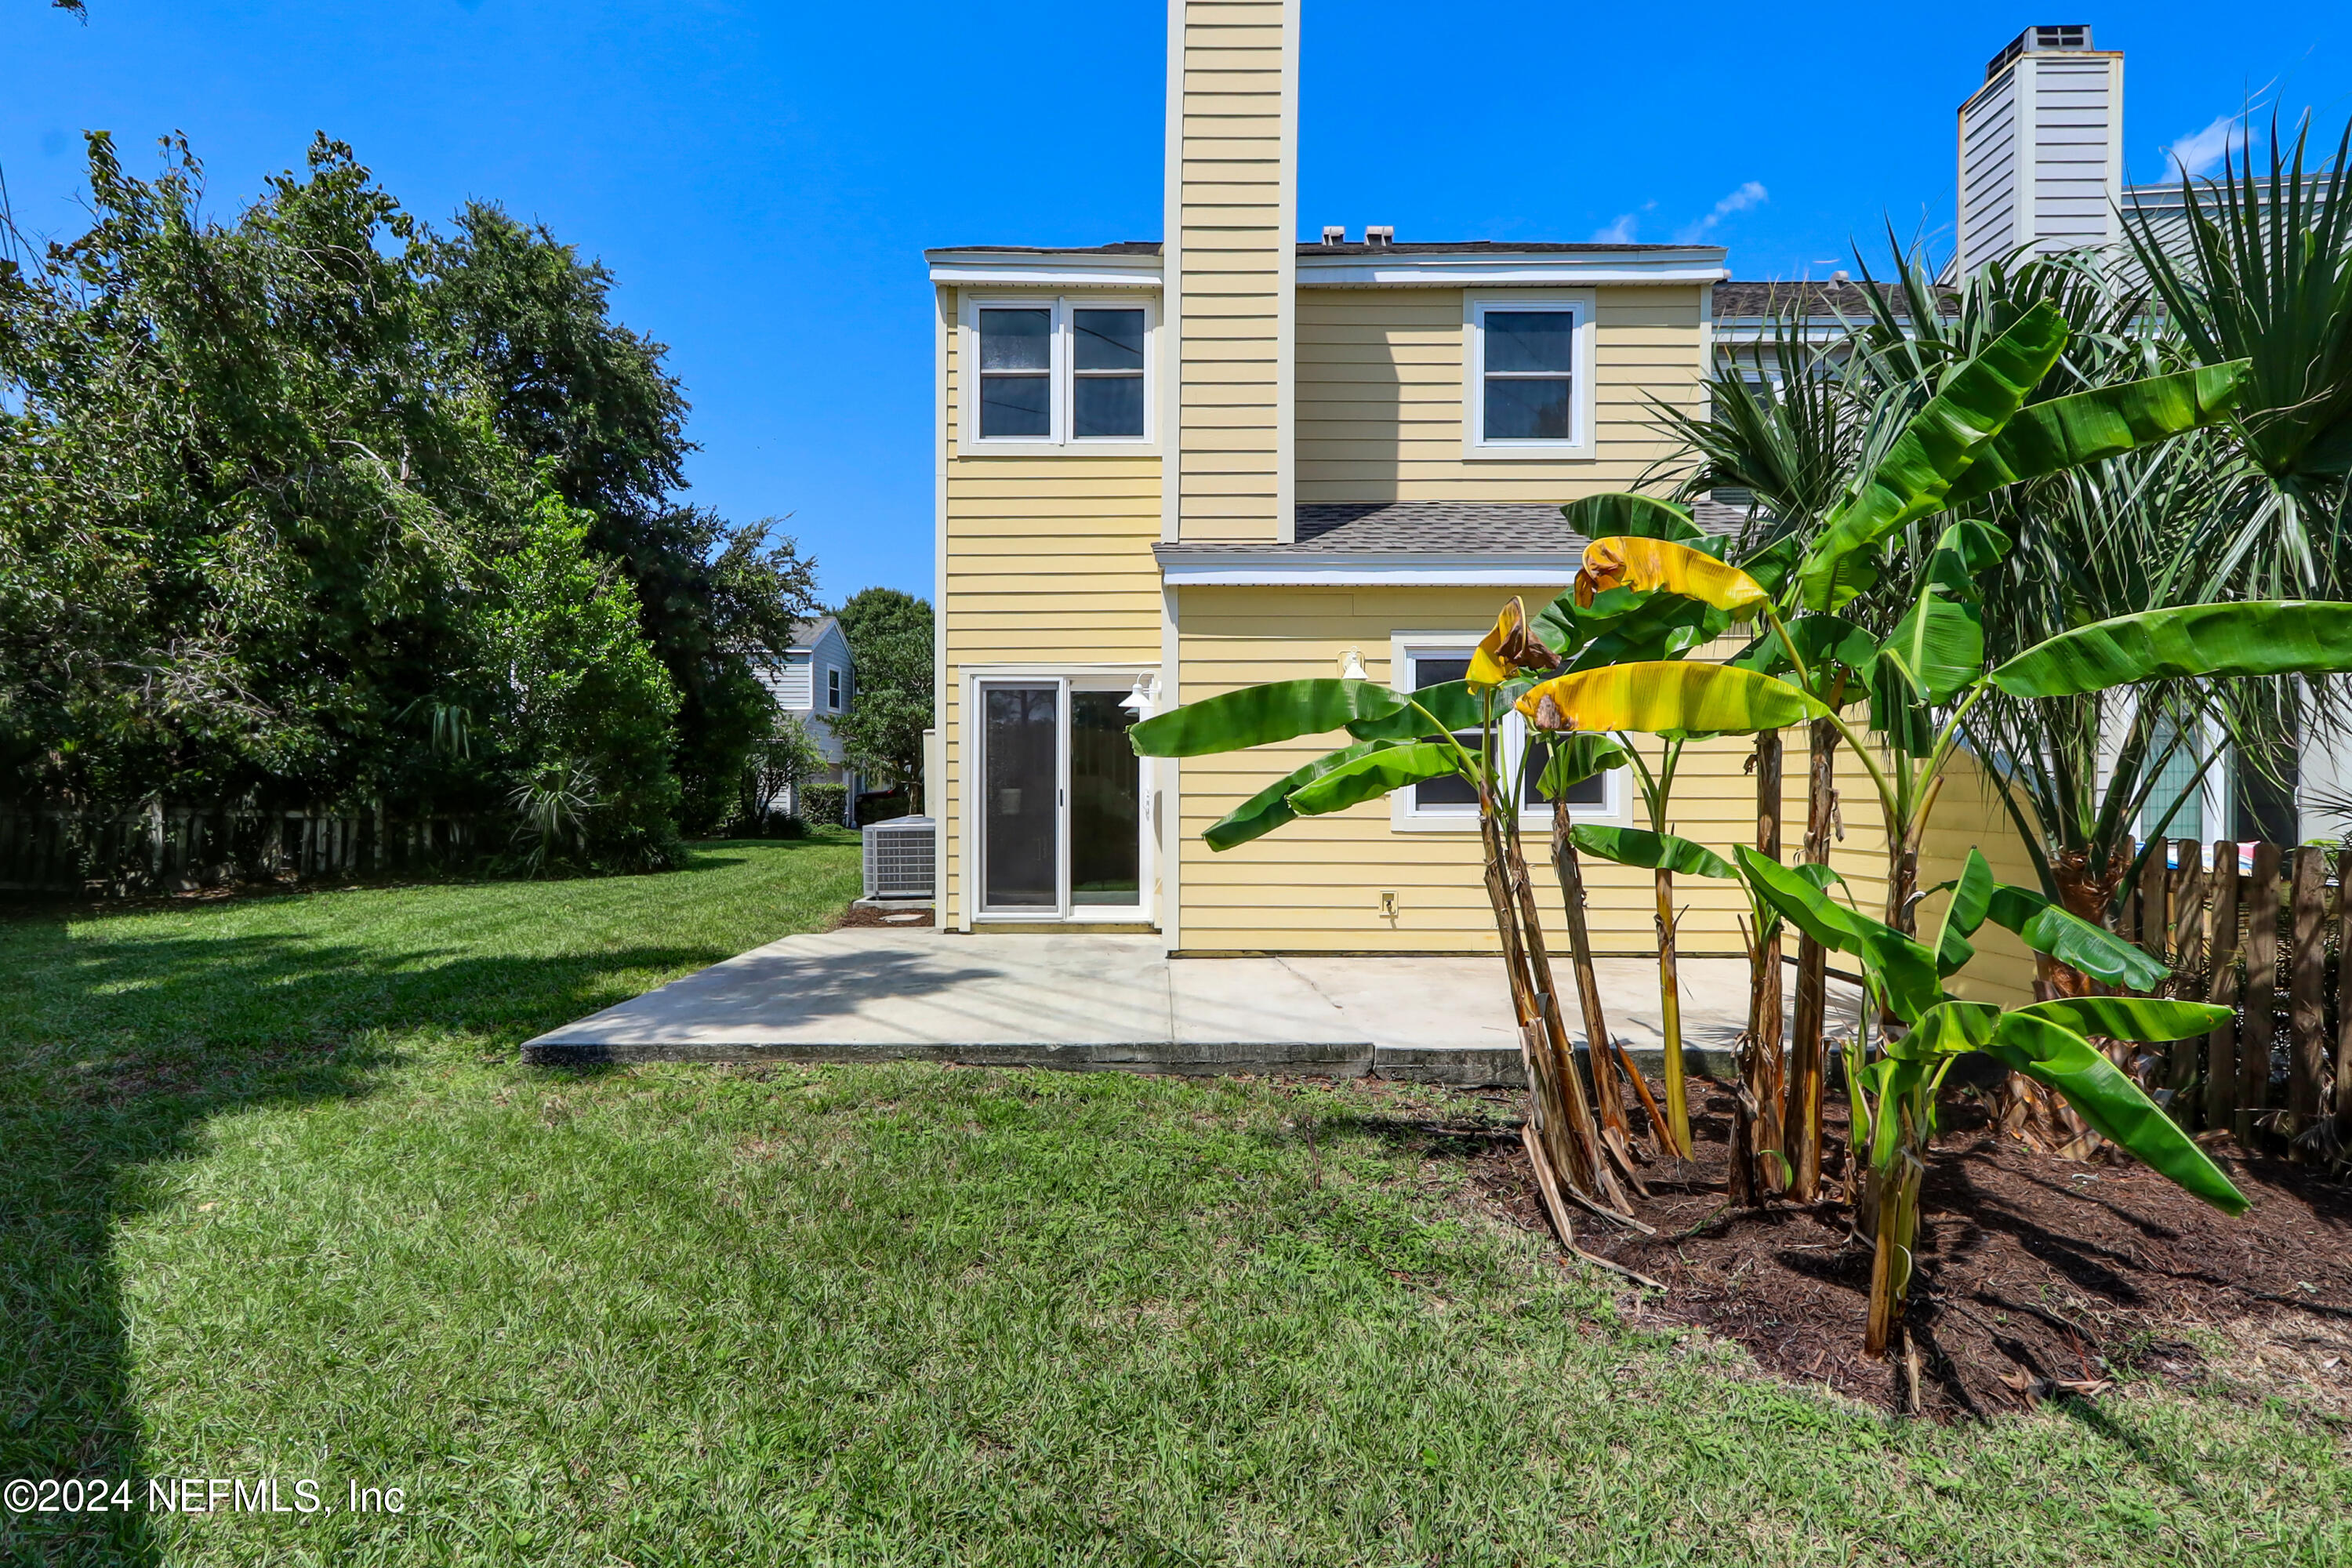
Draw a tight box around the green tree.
[419,204,817,832]
[830,587,933,804]
[0,132,686,866]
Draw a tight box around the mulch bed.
[835,904,935,930]
[1466,1086,2352,1420]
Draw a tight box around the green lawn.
[3,838,2345,1566]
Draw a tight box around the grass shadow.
[0,901,751,1566]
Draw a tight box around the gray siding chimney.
[1956,26,2125,274]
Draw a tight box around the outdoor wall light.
[1336,647,1370,681]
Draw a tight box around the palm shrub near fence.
[1513,370,2352,1371]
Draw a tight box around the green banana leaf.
[1563,592,1730,673]
[1854,924,1944,1027]
[1893,999,2002,1061]
[1203,740,1398,851]
[1535,734,1632,800]
[1988,601,2352,699]
[1881,519,2009,704]
[1728,613,1880,691]
[2013,996,2234,1043]
[1984,1012,2249,1214]
[1984,884,2172,992]
[1286,742,1464,817]
[1869,660,1938,757]
[1735,844,1861,952]
[1559,493,1707,544]
[1798,302,2069,610]
[1346,679,1482,740]
[1944,361,2251,504]
[1534,578,1700,662]
[1131,679,1409,757]
[1735,845,1940,1022]
[1932,848,1997,978]
[1737,532,1802,595]
[1532,590,1586,660]
[1569,825,1735,879]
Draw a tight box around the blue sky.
[6,2,2350,603]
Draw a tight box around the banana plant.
[1739,844,2247,1362]
[1129,601,1644,1225]
[1517,528,2352,1361]
[1544,495,1744,1160]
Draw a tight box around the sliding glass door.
[981,684,1059,909]
[976,678,1148,918]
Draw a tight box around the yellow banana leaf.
[1574,536,1769,615]
[1465,597,1557,688]
[1516,661,1821,736]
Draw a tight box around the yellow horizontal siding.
[938,285,1163,926]
[1293,285,1704,503]
[1175,586,1784,954]
[1174,0,1289,545]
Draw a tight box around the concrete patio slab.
[523,928,1863,1086]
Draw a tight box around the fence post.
[2289,847,2328,1150]
[2137,840,2168,971]
[2167,840,2207,1093]
[2337,849,2352,1141]
[2205,840,2241,1131]
[2237,841,2285,1146]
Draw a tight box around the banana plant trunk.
[1653,866,1693,1159]
[1733,729,1788,1203]
[1552,799,1633,1145]
[1784,717,1839,1201]
[1863,1113,1927,1360]
[1479,790,1622,1214]
[1999,849,2132,1156]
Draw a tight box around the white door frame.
[962,665,1158,927]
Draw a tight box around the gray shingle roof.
[1712,280,1923,321]
[1150,499,1750,561]
[927,240,1704,260]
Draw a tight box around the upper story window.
[965,296,1155,451]
[978,308,1053,437]
[1463,292,1596,460]
[827,667,843,711]
[1391,640,1617,831]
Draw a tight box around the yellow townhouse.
[922,0,2033,998]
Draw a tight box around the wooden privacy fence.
[0,804,491,893]
[2118,837,2352,1151]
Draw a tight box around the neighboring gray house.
[753,615,859,818]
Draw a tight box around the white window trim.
[1388,633,1626,833]
[1461,289,1597,461]
[959,293,1159,456]
[826,667,843,711]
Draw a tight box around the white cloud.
[2162,112,2250,180]
[1675,180,1769,243]
[1590,212,1641,243]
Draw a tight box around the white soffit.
[1297,249,1728,288]
[1159,552,1579,587]
[927,251,1163,289]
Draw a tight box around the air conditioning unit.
[862,815,935,900]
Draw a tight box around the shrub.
[801,782,848,828]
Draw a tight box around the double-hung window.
[1391,641,1617,830]
[969,298,1153,448]
[1464,292,1595,458]
[827,668,843,712]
